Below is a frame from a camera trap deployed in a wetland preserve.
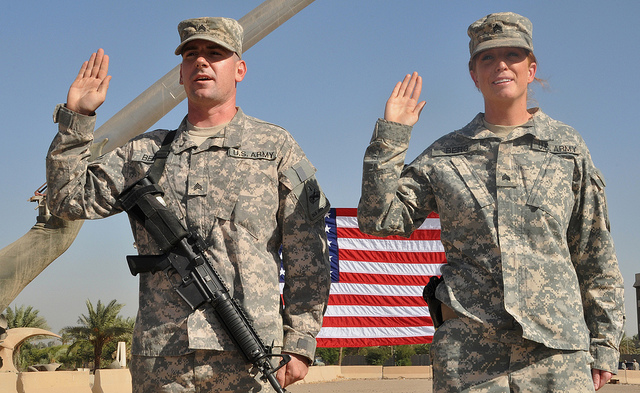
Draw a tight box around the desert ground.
[288,379,640,393]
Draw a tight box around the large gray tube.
[0,0,315,314]
[0,204,83,312]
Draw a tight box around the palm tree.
[61,299,132,370]
[620,333,639,355]
[4,305,50,330]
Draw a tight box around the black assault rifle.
[118,177,290,392]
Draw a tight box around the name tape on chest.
[132,152,157,164]
[432,140,580,157]
[228,148,277,160]
[432,143,482,156]
[531,140,579,155]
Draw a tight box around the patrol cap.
[175,17,244,58]
[467,12,533,59]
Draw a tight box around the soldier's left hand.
[592,368,612,390]
[277,352,309,388]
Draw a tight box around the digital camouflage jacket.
[47,105,331,362]
[358,109,624,372]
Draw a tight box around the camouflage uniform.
[47,105,331,391]
[358,109,625,391]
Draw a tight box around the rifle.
[119,177,290,392]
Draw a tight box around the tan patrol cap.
[467,12,533,59]
[175,17,244,58]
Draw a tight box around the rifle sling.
[147,130,176,184]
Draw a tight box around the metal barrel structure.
[0,0,316,314]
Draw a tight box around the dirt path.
[288,379,640,393]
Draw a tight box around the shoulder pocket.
[591,168,606,191]
[284,159,330,222]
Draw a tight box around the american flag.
[315,208,446,348]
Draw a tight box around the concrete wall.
[302,365,342,383]
[17,370,92,393]
[0,367,637,390]
[92,369,132,393]
[383,366,432,379]
[612,370,640,385]
[0,372,18,393]
[299,365,431,383]
[298,366,640,386]
[341,365,383,379]
[0,369,131,393]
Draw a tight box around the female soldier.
[358,12,624,392]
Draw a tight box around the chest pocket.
[209,158,252,221]
[227,152,279,239]
[451,156,494,208]
[526,152,576,228]
[433,155,494,214]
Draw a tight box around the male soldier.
[46,17,330,392]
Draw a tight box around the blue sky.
[1,1,639,337]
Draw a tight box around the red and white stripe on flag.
[316,208,446,348]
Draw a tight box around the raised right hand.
[66,48,111,116]
[384,71,426,126]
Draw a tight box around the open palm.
[67,48,111,115]
[384,71,426,126]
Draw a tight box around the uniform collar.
[171,107,246,153]
[457,108,555,142]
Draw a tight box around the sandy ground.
[288,379,640,393]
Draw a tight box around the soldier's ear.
[235,59,247,83]
[469,70,479,88]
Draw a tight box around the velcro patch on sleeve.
[284,159,330,222]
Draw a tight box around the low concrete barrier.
[296,365,433,384]
[300,365,640,385]
[0,372,18,393]
[383,365,432,379]
[301,365,342,383]
[17,370,91,393]
[92,369,132,393]
[613,370,640,385]
[341,365,383,379]
[2,366,638,390]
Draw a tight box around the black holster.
[422,275,444,328]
